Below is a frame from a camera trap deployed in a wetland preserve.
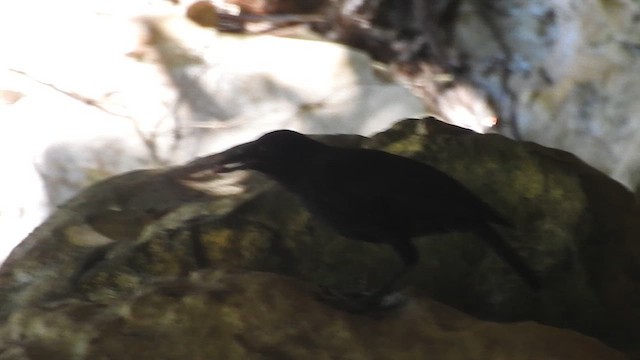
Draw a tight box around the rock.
[452,0,640,187]
[367,118,640,354]
[0,270,625,360]
[1,117,638,357]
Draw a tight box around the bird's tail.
[474,223,541,290]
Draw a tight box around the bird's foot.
[315,286,410,316]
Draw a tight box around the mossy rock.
[1,117,638,357]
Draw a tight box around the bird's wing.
[308,149,441,225]
[319,148,451,204]
[314,148,506,231]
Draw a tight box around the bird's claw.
[315,286,409,316]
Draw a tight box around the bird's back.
[289,146,510,243]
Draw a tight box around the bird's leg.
[316,240,419,315]
[376,239,419,294]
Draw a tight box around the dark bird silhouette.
[183,129,540,309]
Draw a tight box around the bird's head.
[184,130,320,178]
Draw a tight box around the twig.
[9,68,165,164]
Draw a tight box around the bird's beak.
[183,142,254,176]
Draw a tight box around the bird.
[182,129,540,310]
